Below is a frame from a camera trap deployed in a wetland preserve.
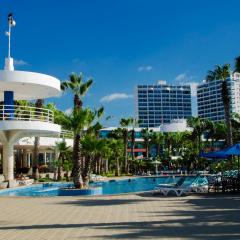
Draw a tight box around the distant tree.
[206,64,232,146]
[119,118,133,174]
[109,139,124,176]
[55,140,71,181]
[234,56,240,73]
[187,117,209,153]
[150,132,165,158]
[141,128,152,159]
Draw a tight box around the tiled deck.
[0,193,239,239]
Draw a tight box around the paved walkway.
[0,192,240,239]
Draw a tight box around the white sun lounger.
[153,175,208,196]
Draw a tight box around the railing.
[0,105,54,123]
[60,129,74,139]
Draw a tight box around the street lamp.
[5,13,16,71]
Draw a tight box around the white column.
[44,152,47,165]
[27,153,31,167]
[3,144,14,181]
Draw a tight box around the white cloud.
[175,72,197,82]
[14,59,28,66]
[100,93,133,103]
[137,65,153,72]
[174,72,199,96]
[64,108,72,115]
[175,73,187,81]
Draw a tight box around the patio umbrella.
[151,160,161,175]
[200,150,229,159]
[202,144,240,175]
[222,143,240,176]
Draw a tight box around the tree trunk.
[105,158,108,174]
[32,99,44,180]
[157,144,160,158]
[198,135,201,154]
[57,153,62,181]
[97,156,101,175]
[72,133,83,188]
[124,134,128,174]
[82,155,91,188]
[222,81,233,146]
[146,141,149,159]
[115,157,120,176]
[32,136,40,180]
[131,129,135,162]
[74,94,82,109]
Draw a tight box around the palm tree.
[56,107,103,188]
[101,139,112,174]
[187,117,209,153]
[141,128,152,159]
[206,64,232,146]
[60,73,94,188]
[32,99,44,179]
[119,117,133,174]
[150,132,164,158]
[61,73,93,109]
[81,134,97,184]
[234,56,240,73]
[213,122,227,147]
[129,118,140,163]
[164,132,175,158]
[109,139,124,176]
[55,140,71,181]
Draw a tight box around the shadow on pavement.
[1,194,240,239]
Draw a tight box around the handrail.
[60,129,74,139]
[0,105,54,123]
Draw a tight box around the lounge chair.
[90,174,107,182]
[153,175,208,196]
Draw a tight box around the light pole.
[4,13,16,71]
[6,13,16,59]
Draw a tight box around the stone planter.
[0,181,8,189]
[0,175,5,182]
[59,186,102,196]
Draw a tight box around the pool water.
[0,176,180,197]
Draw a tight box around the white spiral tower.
[0,14,61,186]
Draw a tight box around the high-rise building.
[197,72,240,122]
[135,81,192,128]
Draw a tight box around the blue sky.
[1,0,240,126]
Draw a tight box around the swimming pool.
[0,176,180,197]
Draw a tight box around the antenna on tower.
[4,13,16,71]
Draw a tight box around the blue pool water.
[0,176,180,197]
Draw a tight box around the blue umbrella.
[223,144,240,176]
[223,143,240,156]
[200,150,229,159]
[202,144,240,175]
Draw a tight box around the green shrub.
[38,177,54,182]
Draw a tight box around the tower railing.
[60,129,74,139]
[0,105,54,123]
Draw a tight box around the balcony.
[0,105,60,136]
[0,105,54,123]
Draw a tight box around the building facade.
[135,81,192,127]
[197,72,240,122]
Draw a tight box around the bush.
[38,177,54,182]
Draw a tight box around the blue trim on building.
[4,91,14,119]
